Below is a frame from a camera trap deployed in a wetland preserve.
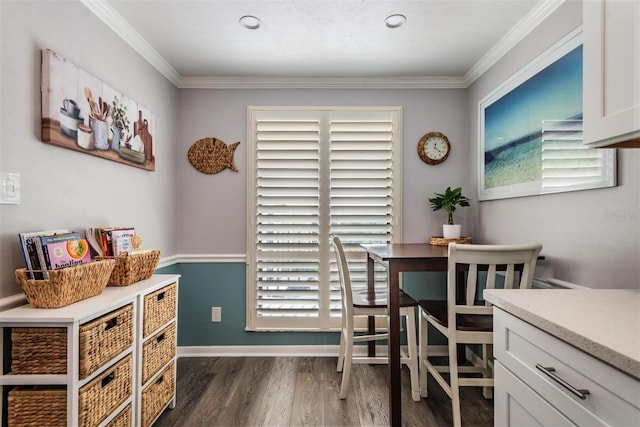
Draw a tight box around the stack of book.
[86,227,136,257]
[19,230,92,279]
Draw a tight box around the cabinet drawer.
[494,309,640,426]
[78,354,132,427]
[105,403,131,427]
[495,361,573,427]
[143,283,177,337]
[7,386,66,427]
[79,303,134,379]
[11,327,67,374]
[142,321,177,384]
[141,360,176,427]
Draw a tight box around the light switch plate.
[0,172,21,204]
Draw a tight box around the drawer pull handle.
[157,291,166,301]
[156,333,165,343]
[104,318,118,330]
[101,372,115,388]
[535,364,590,400]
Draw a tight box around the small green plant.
[428,186,470,225]
[111,96,130,132]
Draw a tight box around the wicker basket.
[79,304,134,379]
[105,404,131,427]
[7,386,66,426]
[429,236,473,246]
[141,361,176,427]
[14,260,115,308]
[96,250,160,286]
[143,283,177,337]
[142,322,177,384]
[11,328,67,375]
[78,354,132,427]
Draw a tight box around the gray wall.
[176,88,469,254]
[466,0,640,288]
[0,1,179,297]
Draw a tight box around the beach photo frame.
[478,29,616,201]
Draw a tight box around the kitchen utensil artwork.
[41,49,155,171]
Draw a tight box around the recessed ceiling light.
[240,15,261,30]
[385,14,406,29]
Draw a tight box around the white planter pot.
[443,224,462,239]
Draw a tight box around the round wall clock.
[418,131,451,165]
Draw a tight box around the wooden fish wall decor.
[188,137,240,174]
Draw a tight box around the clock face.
[418,132,451,165]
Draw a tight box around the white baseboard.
[178,344,448,358]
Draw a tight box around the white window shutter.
[247,108,401,330]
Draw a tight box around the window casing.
[246,107,402,331]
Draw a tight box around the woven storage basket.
[15,260,115,308]
[142,322,177,384]
[96,250,160,286]
[143,283,177,337]
[8,386,66,426]
[428,236,472,246]
[78,354,132,427]
[79,304,134,379]
[11,327,67,374]
[105,404,131,427]
[141,361,176,427]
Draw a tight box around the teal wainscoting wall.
[157,263,449,347]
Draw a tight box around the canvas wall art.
[478,30,615,201]
[41,49,155,171]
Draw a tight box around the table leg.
[367,255,376,357]
[387,263,401,427]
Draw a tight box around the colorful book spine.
[110,228,136,256]
[18,229,69,279]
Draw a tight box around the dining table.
[359,243,452,427]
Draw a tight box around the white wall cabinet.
[583,0,640,148]
[493,308,640,426]
[0,274,180,427]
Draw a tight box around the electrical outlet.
[211,307,222,322]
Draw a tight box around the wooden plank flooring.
[154,357,493,427]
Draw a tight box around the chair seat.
[353,289,418,309]
[418,300,493,332]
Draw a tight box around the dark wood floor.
[154,357,493,427]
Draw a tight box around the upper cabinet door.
[583,0,640,148]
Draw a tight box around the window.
[246,107,402,331]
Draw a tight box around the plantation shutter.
[247,107,401,331]
[541,120,616,191]
[328,112,397,318]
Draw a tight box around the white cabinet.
[583,0,640,148]
[493,308,640,426]
[0,274,179,426]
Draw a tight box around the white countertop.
[484,289,640,380]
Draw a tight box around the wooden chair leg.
[339,328,354,399]
[405,309,421,402]
[337,329,346,373]
[449,339,462,427]
[482,343,493,399]
[418,311,429,398]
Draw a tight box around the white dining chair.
[331,234,421,402]
[418,242,542,427]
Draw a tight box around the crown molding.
[464,0,566,87]
[177,76,467,89]
[80,0,182,86]
[83,0,565,90]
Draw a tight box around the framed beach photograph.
[478,30,616,201]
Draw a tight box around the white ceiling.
[85,0,564,88]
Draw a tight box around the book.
[110,228,136,256]
[40,232,91,276]
[18,229,69,279]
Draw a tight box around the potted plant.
[428,186,470,239]
[110,96,130,151]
